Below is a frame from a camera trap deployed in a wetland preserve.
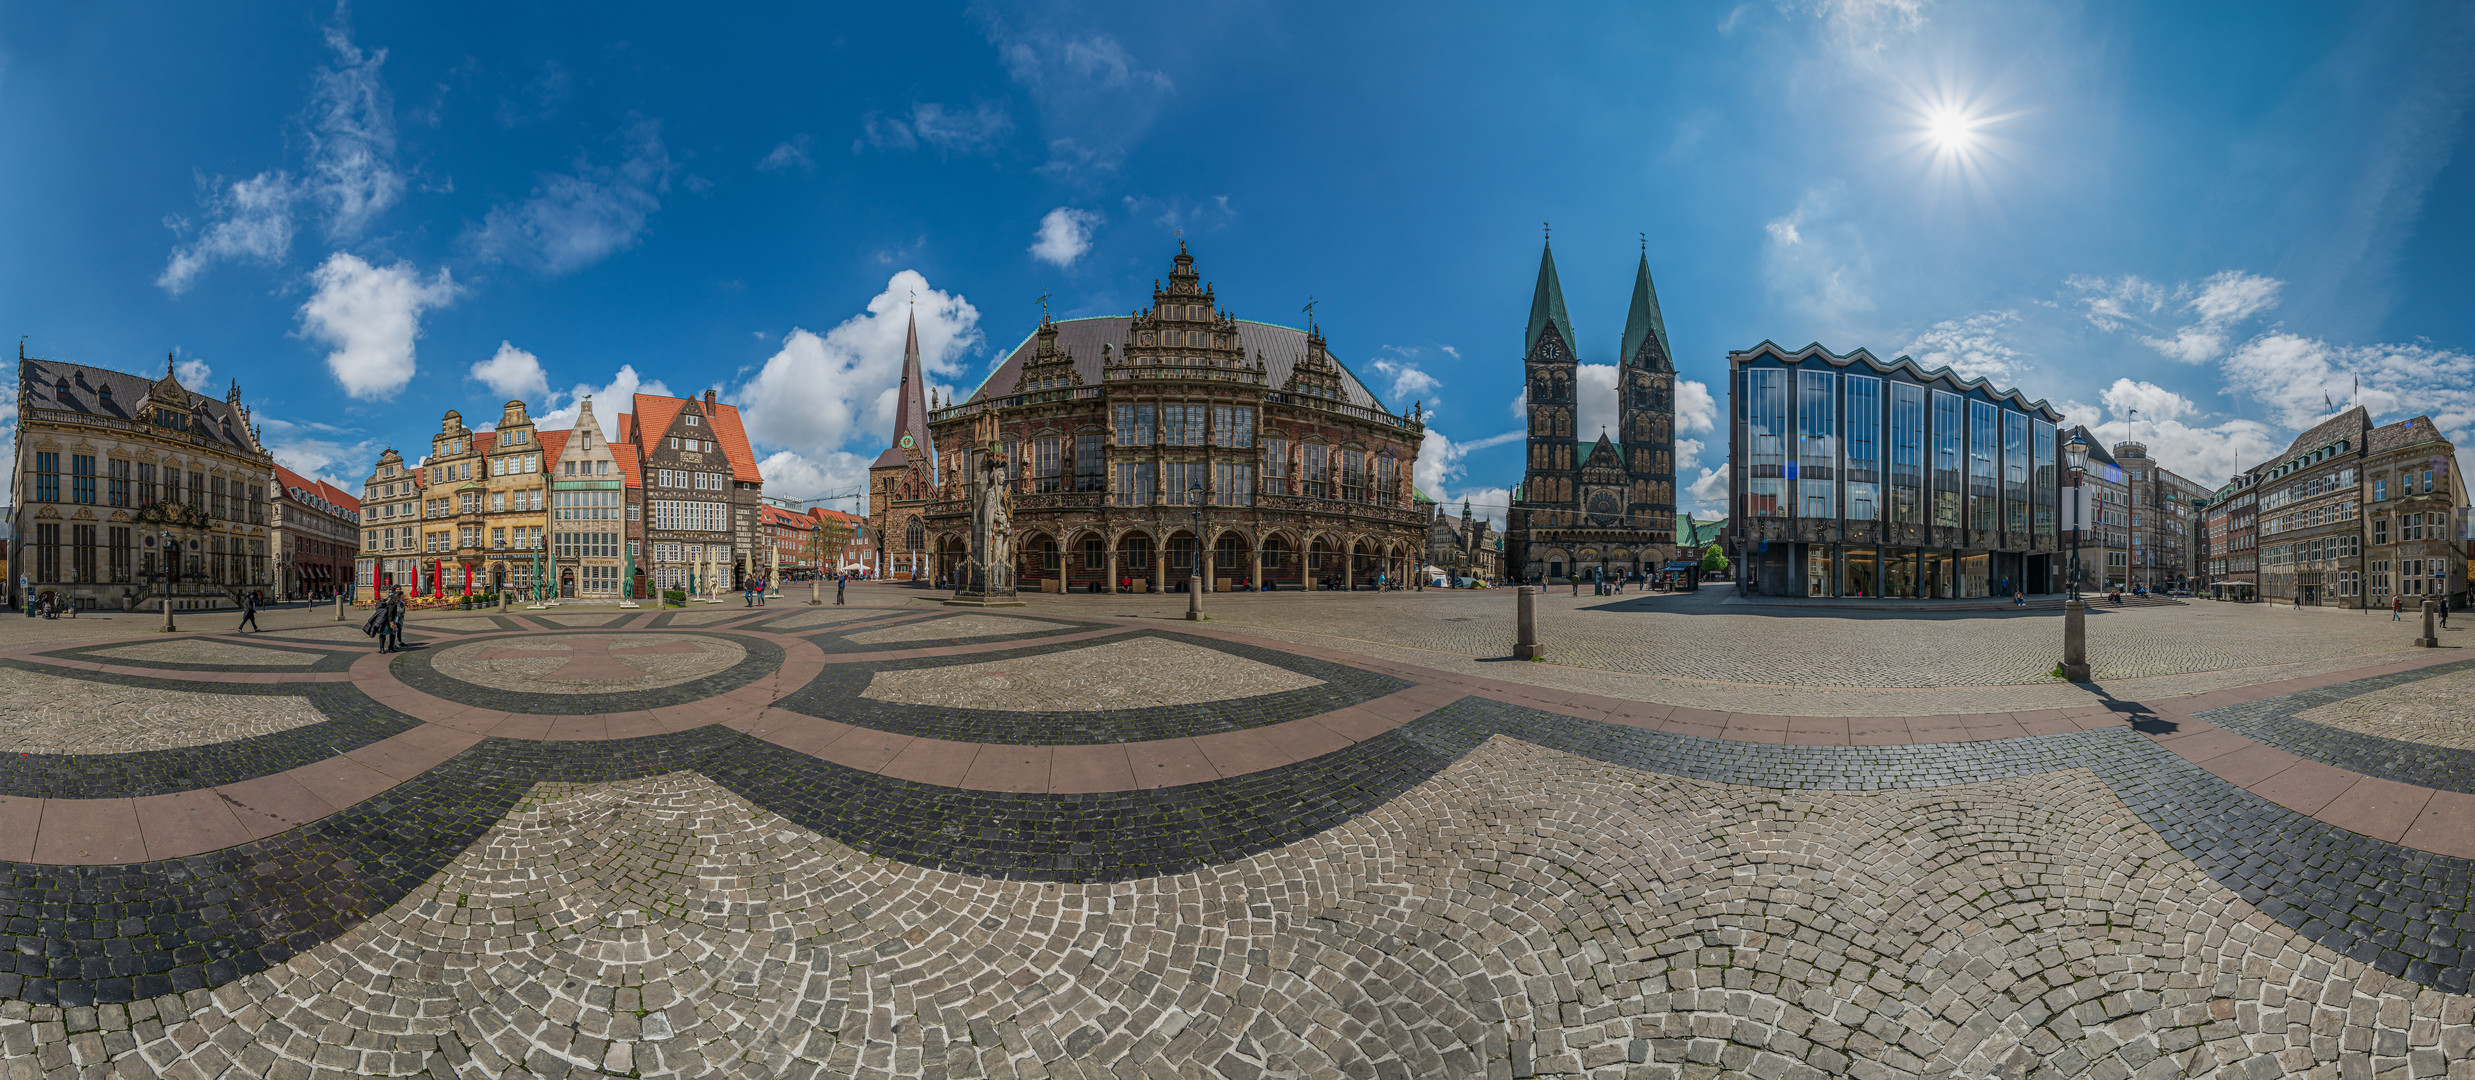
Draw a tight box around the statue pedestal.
[947,563,1024,607]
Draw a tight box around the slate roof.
[2367,415,2447,456]
[877,310,932,470]
[1620,252,1675,371]
[969,317,1387,412]
[2271,406,2370,461]
[16,357,262,457]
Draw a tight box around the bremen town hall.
[875,243,1430,592]
[1509,239,1681,583]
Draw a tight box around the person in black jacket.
[237,591,262,632]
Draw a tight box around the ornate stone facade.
[919,244,1429,593]
[9,350,277,612]
[1509,241,1680,583]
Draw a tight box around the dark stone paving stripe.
[773,629,1411,744]
[2196,657,2475,795]
[3,682,2465,1002]
[30,639,363,674]
[0,664,423,799]
[806,615,1118,655]
[386,631,787,715]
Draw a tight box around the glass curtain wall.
[2032,420,2058,548]
[1743,370,1786,517]
[1796,370,1836,519]
[1845,375,1881,522]
[1890,384,1925,527]
[2003,411,2030,534]
[1968,400,2001,531]
[1930,392,1964,529]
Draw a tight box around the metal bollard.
[1514,586,1539,660]
[2418,600,2440,648]
[2059,600,2090,680]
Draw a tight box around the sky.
[6,1,2474,523]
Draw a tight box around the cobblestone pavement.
[2296,666,2475,750]
[0,591,2469,1077]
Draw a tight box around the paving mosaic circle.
[389,630,787,714]
[428,632,749,694]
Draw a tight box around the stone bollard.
[2060,599,2091,680]
[809,580,821,606]
[1514,586,1539,660]
[335,593,346,621]
[1187,574,1203,621]
[498,592,509,614]
[2418,600,2440,648]
[162,595,177,634]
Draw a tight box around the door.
[560,570,575,598]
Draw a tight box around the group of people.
[361,588,408,652]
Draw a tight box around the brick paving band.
[0,612,2468,1010]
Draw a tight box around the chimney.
[704,389,717,407]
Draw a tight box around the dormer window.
[55,378,69,394]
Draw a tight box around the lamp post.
[2059,441,2090,680]
[159,531,180,633]
[1188,483,1206,620]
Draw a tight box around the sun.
[1926,105,1979,154]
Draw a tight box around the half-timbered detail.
[920,244,1427,593]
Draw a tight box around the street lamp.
[2063,441,2088,601]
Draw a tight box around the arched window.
[905,518,924,552]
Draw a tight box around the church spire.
[888,306,929,453]
[1524,237,1577,360]
[1620,250,1674,371]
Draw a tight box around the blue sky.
[5,2,2473,520]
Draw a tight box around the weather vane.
[1301,296,1317,324]
[1035,289,1053,317]
[1543,221,1551,242]
[1640,231,1647,253]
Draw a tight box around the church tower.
[867,307,935,579]
[1520,239,1579,512]
[1619,251,1678,543]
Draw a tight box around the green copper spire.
[1524,239,1578,359]
[1620,251,1674,371]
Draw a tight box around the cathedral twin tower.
[1509,239,1680,583]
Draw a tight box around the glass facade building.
[1728,343,2064,598]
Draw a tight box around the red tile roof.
[317,481,361,513]
[705,400,764,484]
[760,505,813,529]
[630,392,765,485]
[272,464,363,516]
[609,441,643,490]
[537,429,570,466]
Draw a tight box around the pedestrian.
[2393,594,2404,621]
[835,572,847,605]
[2443,596,2452,630]
[237,591,261,633]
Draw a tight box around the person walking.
[2442,595,2453,630]
[2393,594,2405,621]
[237,591,262,633]
[835,572,847,605]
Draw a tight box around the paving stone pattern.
[861,637,1325,712]
[430,633,749,695]
[0,666,419,799]
[846,614,1073,645]
[10,747,2469,1080]
[82,639,326,668]
[0,666,329,756]
[2294,664,2475,751]
[391,632,786,716]
[778,630,1410,744]
[2201,658,2475,794]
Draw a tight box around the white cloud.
[1120,193,1236,235]
[2096,378,2196,424]
[729,270,981,481]
[1761,182,1874,332]
[302,24,403,239]
[1413,426,1523,527]
[1804,0,1929,50]
[174,356,212,393]
[1903,309,2022,383]
[1029,207,1100,267]
[296,252,462,400]
[470,341,550,402]
[2073,269,2283,364]
[259,415,378,488]
[2064,274,2167,332]
[985,19,1173,179]
[1369,349,1444,411]
[467,120,673,275]
[533,364,673,433]
[753,449,877,508]
[1509,387,1528,420]
[1577,364,1619,442]
[1686,465,1731,514]
[857,101,1014,156]
[1677,378,1717,435]
[158,173,298,294]
[155,22,401,293]
[757,135,814,173]
[2222,332,2475,438]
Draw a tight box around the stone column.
[1251,546,1263,592]
[2060,599,2090,680]
[1187,571,1203,621]
[1153,548,1165,595]
[2418,599,2440,648]
[1106,549,1118,594]
[809,580,820,606]
[1514,586,1538,660]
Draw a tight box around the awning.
[1662,562,1699,571]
